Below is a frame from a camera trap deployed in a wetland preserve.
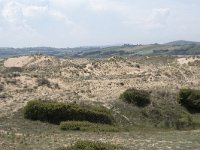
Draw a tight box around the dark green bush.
[119,88,150,107]
[57,141,126,150]
[24,100,113,124]
[60,121,118,132]
[179,88,200,113]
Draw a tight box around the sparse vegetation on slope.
[114,89,197,129]
[0,84,3,92]
[24,100,113,124]
[36,78,51,87]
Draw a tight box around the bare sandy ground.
[4,56,34,68]
[177,57,200,65]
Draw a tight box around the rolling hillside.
[0,40,200,58]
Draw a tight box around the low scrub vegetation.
[60,121,119,132]
[57,140,126,150]
[120,88,150,107]
[24,100,113,124]
[36,78,51,87]
[5,67,23,73]
[114,89,197,129]
[0,84,3,92]
[179,88,200,113]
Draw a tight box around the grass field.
[0,110,200,150]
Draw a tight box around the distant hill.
[0,40,200,58]
[165,40,200,46]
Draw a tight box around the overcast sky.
[0,0,200,47]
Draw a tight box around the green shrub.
[57,141,126,150]
[24,100,113,124]
[119,88,150,107]
[60,121,118,132]
[179,88,200,113]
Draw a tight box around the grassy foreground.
[1,110,200,150]
[1,89,200,149]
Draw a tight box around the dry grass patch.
[57,140,127,150]
[60,121,119,132]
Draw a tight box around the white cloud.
[49,0,130,15]
[2,1,23,24]
[49,0,84,10]
[88,0,110,12]
[1,1,46,36]
[23,5,47,17]
[1,0,77,31]
[48,10,74,25]
[0,0,84,47]
[1,1,48,27]
[146,8,171,28]
[87,0,131,17]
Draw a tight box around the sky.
[0,0,200,48]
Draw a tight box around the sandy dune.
[0,55,200,117]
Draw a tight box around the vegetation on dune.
[4,67,23,73]
[36,78,51,87]
[60,121,119,132]
[24,100,113,124]
[119,88,151,107]
[0,84,3,92]
[57,141,126,150]
[179,88,200,113]
[114,89,198,129]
